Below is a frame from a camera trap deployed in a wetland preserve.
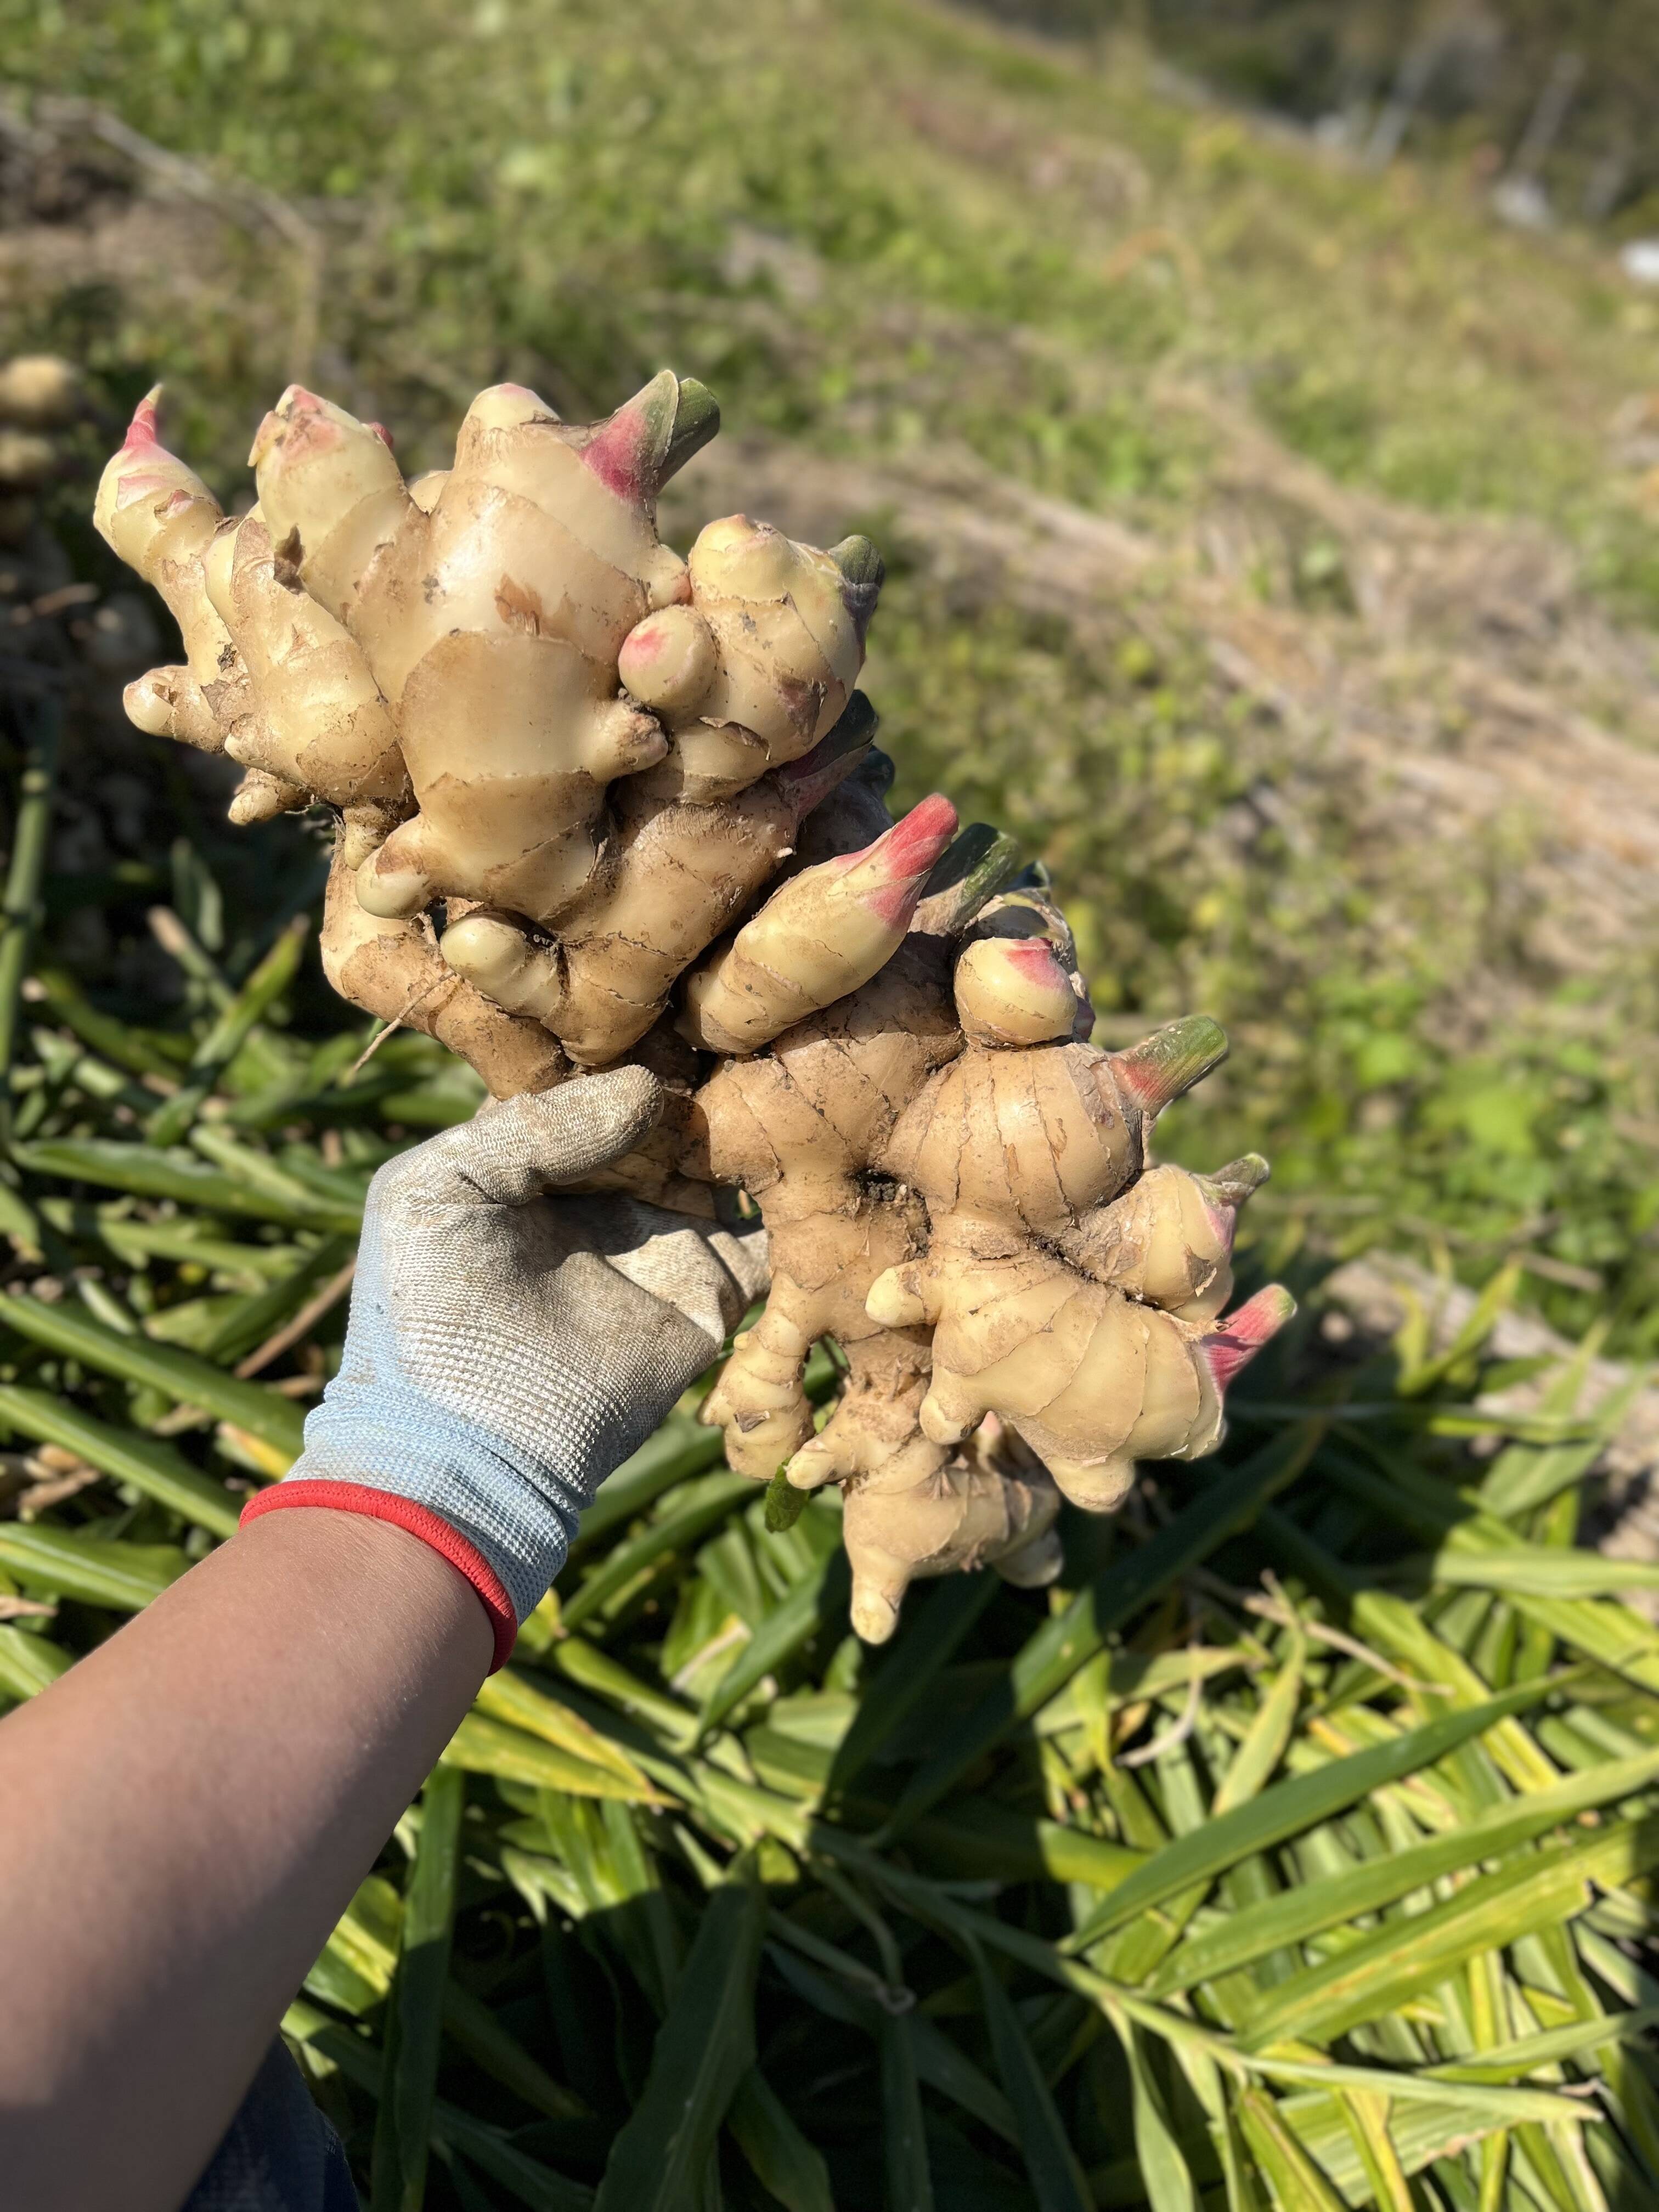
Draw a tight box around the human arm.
[0,1509,489,2212]
[0,1067,763,2212]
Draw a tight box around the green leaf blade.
[591,1858,765,2212]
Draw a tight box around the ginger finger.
[680,793,959,1053]
[201,510,406,810]
[871,1002,1288,1513]
[622,520,881,798]
[1060,1154,1270,1323]
[872,1240,1294,1514]
[95,394,409,832]
[228,767,310,823]
[94,388,240,759]
[952,934,1080,1048]
[251,375,708,928]
[843,1441,1062,1645]
[320,841,568,1100]
[123,665,224,753]
[439,697,880,1066]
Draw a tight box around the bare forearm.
[0,1509,491,2212]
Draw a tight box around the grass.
[0,697,1657,2206]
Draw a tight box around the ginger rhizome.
[93,391,407,835]
[96,377,1294,1642]
[870,1007,1290,1515]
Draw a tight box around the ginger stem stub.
[96,375,1294,1642]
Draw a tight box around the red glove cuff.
[240,1481,517,1673]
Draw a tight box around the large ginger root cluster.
[95,372,1293,1643]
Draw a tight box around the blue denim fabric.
[180,2040,359,2212]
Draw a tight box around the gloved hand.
[240,1066,765,1669]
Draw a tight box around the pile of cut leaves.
[3,706,1659,2211]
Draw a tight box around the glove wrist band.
[240,1482,518,1673]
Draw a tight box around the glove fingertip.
[573,1060,662,1143]
[522,1063,664,1185]
[442,1065,664,1203]
[708,1220,770,1307]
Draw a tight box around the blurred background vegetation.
[4,0,1659,1354]
[981,1,1659,230]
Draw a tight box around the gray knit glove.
[241,1067,765,1668]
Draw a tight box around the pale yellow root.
[619,517,881,800]
[879,1008,1232,1245]
[701,1196,927,1480]
[320,842,568,1099]
[244,379,905,1068]
[712,1280,1064,1644]
[960,885,1096,1041]
[882,1039,1146,1242]
[201,510,407,809]
[94,370,1297,1643]
[680,793,958,1054]
[868,1012,1289,1511]
[227,768,309,824]
[691,830,1026,1521]
[94,392,410,829]
[439,704,878,1066]
[455,519,886,1060]
[702,1304,819,1480]
[866,1231,1295,1513]
[123,666,228,754]
[867,1237,1208,1506]
[251,375,707,927]
[99,379,906,1077]
[952,935,1080,1048]
[787,1362,946,1496]
[839,1411,1062,1643]
[95,390,238,758]
[1062,1155,1269,1324]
